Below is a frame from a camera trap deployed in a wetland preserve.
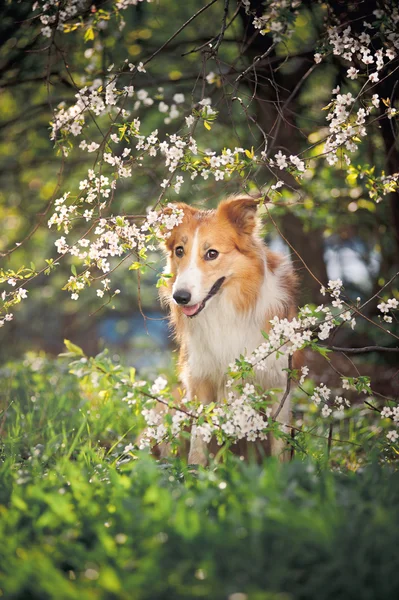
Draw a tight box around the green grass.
[1,353,399,600]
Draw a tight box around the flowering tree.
[0,0,398,460]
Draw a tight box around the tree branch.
[272,354,293,419]
[326,345,399,354]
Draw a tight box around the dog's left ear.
[218,196,259,234]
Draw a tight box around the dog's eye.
[175,246,184,258]
[205,249,219,261]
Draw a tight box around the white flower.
[387,430,399,443]
[322,405,332,418]
[41,26,52,38]
[271,180,284,191]
[71,293,79,300]
[347,67,359,79]
[87,142,100,153]
[378,298,398,314]
[137,62,146,72]
[206,72,216,84]
[369,72,379,83]
[299,366,309,385]
[314,53,322,63]
[381,407,393,419]
[151,376,168,394]
[124,85,134,97]
[158,101,169,113]
[290,155,305,172]
[17,288,28,299]
[371,94,380,108]
[169,104,179,119]
[70,122,82,136]
[274,150,288,170]
[173,93,185,104]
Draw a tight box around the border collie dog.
[160,196,297,465]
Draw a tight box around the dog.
[159,195,298,465]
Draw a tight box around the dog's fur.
[159,196,298,465]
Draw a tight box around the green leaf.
[129,262,141,270]
[84,27,95,42]
[64,339,85,357]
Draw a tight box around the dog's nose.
[173,289,191,305]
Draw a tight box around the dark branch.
[327,345,399,354]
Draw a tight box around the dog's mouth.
[181,277,225,318]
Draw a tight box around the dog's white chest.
[184,286,286,390]
[187,301,262,378]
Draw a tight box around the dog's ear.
[218,195,259,234]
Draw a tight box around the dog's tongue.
[181,303,200,316]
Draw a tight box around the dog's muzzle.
[179,276,226,318]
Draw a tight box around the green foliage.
[1,353,399,599]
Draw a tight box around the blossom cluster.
[380,405,399,443]
[313,18,399,184]
[136,378,273,450]
[377,297,398,324]
[33,0,86,38]
[49,200,183,300]
[242,0,302,43]
[33,0,152,39]
[206,383,271,443]
[267,150,306,174]
[323,89,369,167]
[239,279,353,380]
[0,268,33,328]
[311,384,350,418]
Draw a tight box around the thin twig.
[211,0,230,55]
[235,43,277,84]
[327,422,333,457]
[142,0,219,68]
[273,354,293,419]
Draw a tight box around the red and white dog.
[160,195,297,465]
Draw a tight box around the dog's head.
[160,196,265,317]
